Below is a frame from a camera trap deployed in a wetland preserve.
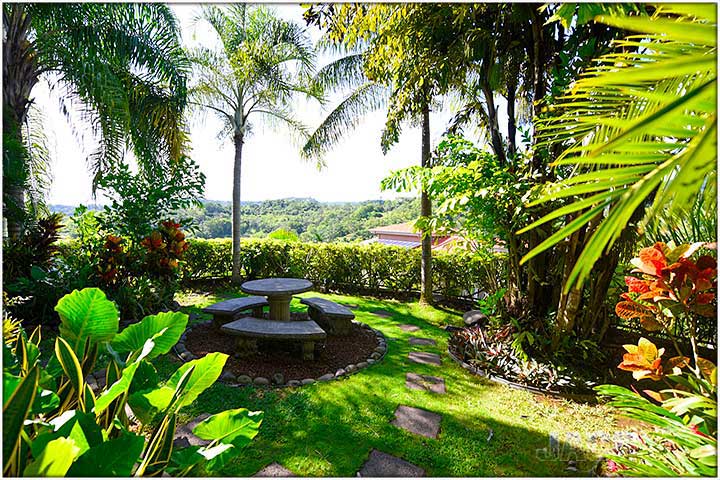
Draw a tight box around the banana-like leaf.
[66,432,145,477]
[2,366,39,465]
[94,338,155,415]
[55,288,119,355]
[166,352,228,409]
[111,311,188,359]
[23,437,80,477]
[193,408,263,447]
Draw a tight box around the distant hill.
[53,197,420,243]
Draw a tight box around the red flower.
[690,424,712,439]
[606,459,619,473]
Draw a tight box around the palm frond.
[521,8,717,292]
[302,82,388,162]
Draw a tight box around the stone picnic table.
[240,277,313,321]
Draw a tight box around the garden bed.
[181,316,384,384]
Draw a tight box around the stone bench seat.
[300,297,355,336]
[220,317,326,360]
[202,296,269,328]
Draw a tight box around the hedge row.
[181,238,505,301]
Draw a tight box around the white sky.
[40,3,462,206]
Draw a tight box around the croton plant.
[141,220,189,275]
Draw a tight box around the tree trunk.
[3,4,37,238]
[419,102,433,305]
[481,83,507,167]
[231,134,244,283]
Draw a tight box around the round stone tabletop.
[240,278,313,296]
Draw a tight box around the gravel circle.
[179,317,385,386]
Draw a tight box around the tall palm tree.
[189,5,318,282]
[2,3,190,237]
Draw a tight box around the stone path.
[391,405,442,439]
[408,351,442,366]
[398,324,420,332]
[405,373,446,394]
[253,462,295,477]
[409,337,436,346]
[371,309,393,318]
[173,413,211,448]
[358,449,425,477]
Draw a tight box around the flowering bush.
[597,242,717,477]
[615,241,716,338]
[141,220,189,276]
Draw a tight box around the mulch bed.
[184,316,379,381]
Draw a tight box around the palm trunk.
[231,134,244,283]
[419,102,433,305]
[3,5,37,238]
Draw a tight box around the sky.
[39,3,461,206]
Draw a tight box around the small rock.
[463,310,488,327]
[236,375,253,385]
[335,368,346,377]
[318,374,334,382]
[371,352,382,360]
[220,371,236,382]
[373,347,385,354]
[301,378,315,385]
[362,323,373,330]
[357,361,369,369]
[253,377,270,386]
[94,369,106,379]
[287,380,301,387]
[272,373,285,385]
[85,375,98,391]
[173,437,191,449]
[179,351,195,361]
[367,359,376,364]
[566,460,578,472]
[346,364,357,372]
[176,342,186,352]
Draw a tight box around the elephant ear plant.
[2,287,262,477]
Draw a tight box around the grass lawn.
[158,286,632,476]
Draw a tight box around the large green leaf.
[66,432,145,477]
[55,288,119,354]
[166,352,228,408]
[31,410,102,459]
[2,366,39,464]
[24,437,80,477]
[94,337,155,415]
[111,311,188,359]
[128,386,175,424]
[193,408,263,447]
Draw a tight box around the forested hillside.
[52,197,419,242]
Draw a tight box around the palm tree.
[520,3,717,290]
[189,5,318,282]
[2,3,190,237]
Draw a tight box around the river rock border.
[174,319,387,388]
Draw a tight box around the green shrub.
[178,238,504,301]
[2,287,262,477]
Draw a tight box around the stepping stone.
[371,309,393,318]
[398,324,420,332]
[408,351,441,366]
[409,337,436,346]
[173,413,211,448]
[391,405,442,439]
[405,373,446,394]
[358,449,425,477]
[254,462,295,477]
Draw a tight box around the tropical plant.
[2,288,262,477]
[96,156,205,243]
[597,336,716,476]
[189,4,318,282]
[615,242,717,357]
[2,3,190,236]
[521,4,717,291]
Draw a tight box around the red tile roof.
[368,221,418,234]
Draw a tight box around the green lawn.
[162,287,630,476]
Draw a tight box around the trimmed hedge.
[180,238,505,301]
